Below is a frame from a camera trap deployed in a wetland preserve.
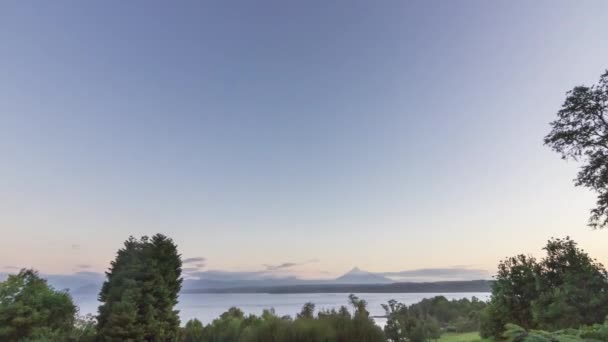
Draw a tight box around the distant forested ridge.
[182,280,492,294]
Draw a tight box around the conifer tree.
[97,234,182,341]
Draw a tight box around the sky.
[1,1,608,280]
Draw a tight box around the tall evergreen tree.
[97,234,183,341]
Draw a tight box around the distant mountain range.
[334,267,393,284]
[1,267,491,295]
[181,267,395,291]
[180,267,491,293]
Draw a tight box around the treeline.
[179,295,384,342]
[179,295,487,342]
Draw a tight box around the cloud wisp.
[380,267,490,281]
[181,257,207,279]
[263,259,320,271]
[3,266,20,270]
[183,257,206,264]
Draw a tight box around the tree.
[532,237,608,330]
[382,299,408,341]
[0,269,77,341]
[297,302,316,319]
[483,254,539,337]
[545,70,608,228]
[71,314,98,342]
[348,294,370,318]
[481,237,608,337]
[180,319,204,342]
[382,296,484,342]
[97,234,183,341]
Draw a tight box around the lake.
[74,292,490,326]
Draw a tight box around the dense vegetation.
[382,296,487,342]
[180,295,385,342]
[177,294,489,342]
[502,321,608,342]
[0,270,79,341]
[479,237,608,338]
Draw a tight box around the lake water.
[75,292,490,326]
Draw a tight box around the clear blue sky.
[1,1,608,278]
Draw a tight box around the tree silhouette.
[545,70,608,228]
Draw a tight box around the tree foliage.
[180,318,205,342]
[382,296,485,342]
[97,234,183,341]
[180,296,385,342]
[502,320,608,342]
[545,70,608,228]
[533,237,608,330]
[0,269,77,341]
[481,237,608,337]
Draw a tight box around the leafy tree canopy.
[545,70,608,228]
[481,237,608,337]
[0,269,77,341]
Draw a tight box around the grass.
[438,332,489,342]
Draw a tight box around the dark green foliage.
[533,237,608,330]
[180,295,385,342]
[544,70,608,228]
[97,234,183,341]
[0,269,77,341]
[382,296,485,342]
[180,318,205,342]
[297,302,316,319]
[70,314,98,341]
[502,321,608,342]
[480,254,538,337]
[481,237,608,338]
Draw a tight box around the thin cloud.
[264,262,298,271]
[263,259,320,271]
[3,266,20,270]
[71,244,81,250]
[76,264,92,269]
[183,257,206,264]
[380,267,490,281]
[181,260,207,277]
[188,270,267,281]
[317,270,333,275]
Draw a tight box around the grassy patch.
[438,332,488,342]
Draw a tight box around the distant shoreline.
[182,280,492,294]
